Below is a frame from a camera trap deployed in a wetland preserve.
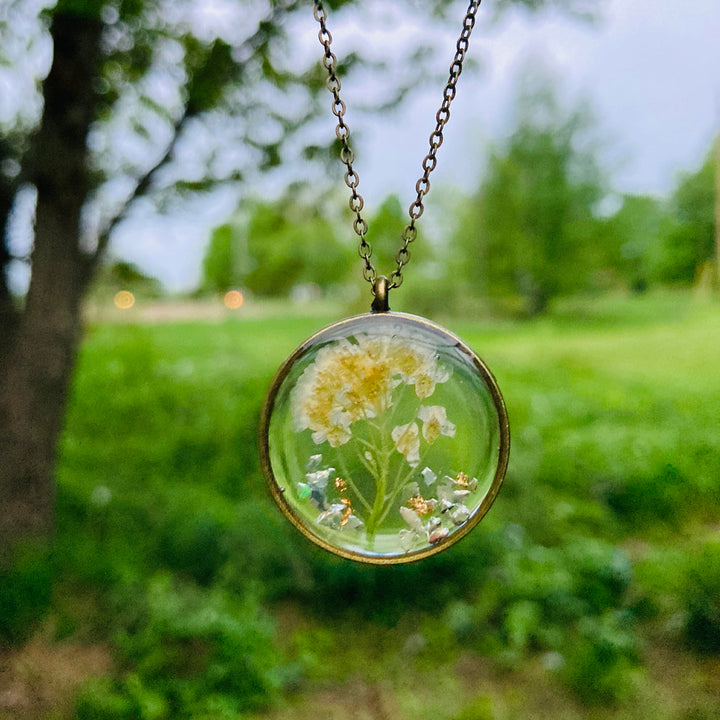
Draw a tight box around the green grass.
[7,291,720,719]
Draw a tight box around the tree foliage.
[201,224,237,294]
[656,149,716,283]
[597,145,717,291]
[455,74,606,314]
[202,199,349,297]
[599,195,669,293]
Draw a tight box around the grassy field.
[2,291,719,720]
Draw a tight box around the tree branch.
[86,0,298,274]
[90,106,191,271]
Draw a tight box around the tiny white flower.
[323,425,352,448]
[411,358,450,399]
[418,405,456,444]
[413,374,436,399]
[391,422,420,467]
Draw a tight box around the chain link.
[313,0,481,291]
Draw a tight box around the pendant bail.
[371,275,390,313]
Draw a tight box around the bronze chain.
[313,0,481,291]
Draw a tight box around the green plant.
[0,543,54,643]
[48,298,720,716]
[685,541,720,654]
[454,696,494,720]
[77,573,285,719]
[561,613,640,706]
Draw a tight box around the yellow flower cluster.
[292,334,449,447]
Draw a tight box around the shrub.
[561,613,640,706]
[79,573,285,719]
[157,511,229,586]
[454,696,495,720]
[76,677,142,720]
[0,543,54,643]
[685,541,720,654]
[604,463,687,526]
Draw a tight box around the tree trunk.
[0,12,102,552]
[0,185,20,366]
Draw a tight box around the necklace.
[259,0,509,564]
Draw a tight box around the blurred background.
[1,0,719,718]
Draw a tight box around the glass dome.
[260,312,509,564]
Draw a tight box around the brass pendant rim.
[259,311,510,565]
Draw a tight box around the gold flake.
[407,495,436,517]
[455,472,470,487]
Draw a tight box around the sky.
[356,0,720,202]
[4,0,720,291]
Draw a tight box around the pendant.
[259,299,509,564]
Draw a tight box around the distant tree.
[602,195,669,292]
[455,74,606,315]
[240,199,349,297]
[362,194,450,314]
[0,0,600,550]
[362,195,410,275]
[655,149,716,284]
[202,193,438,305]
[89,259,162,299]
[202,224,238,295]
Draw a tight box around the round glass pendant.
[260,312,509,564]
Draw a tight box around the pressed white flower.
[413,360,450,399]
[392,422,420,467]
[385,343,432,383]
[418,405,456,444]
[433,364,451,384]
[322,424,352,448]
[413,373,436,399]
[310,407,351,447]
[290,332,464,544]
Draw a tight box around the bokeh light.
[114,290,135,309]
[224,290,244,309]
